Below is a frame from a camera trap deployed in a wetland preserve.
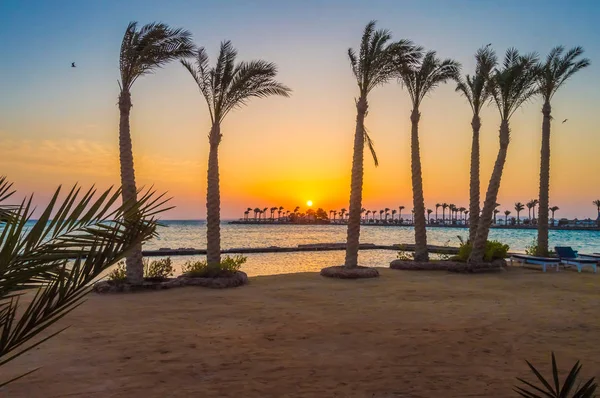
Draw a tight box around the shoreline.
[228,220,600,232]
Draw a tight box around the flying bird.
[562,119,568,124]
[71,62,76,68]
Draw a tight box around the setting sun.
[306,200,313,207]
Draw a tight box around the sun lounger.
[579,253,600,260]
[510,253,561,272]
[554,246,597,273]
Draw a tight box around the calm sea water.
[142,221,600,276]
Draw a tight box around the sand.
[3,267,600,397]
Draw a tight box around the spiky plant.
[515,352,597,398]
[515,202,525,225]
[338,20,421,270]
[0,177,167,386]
[182,41,290,267]
[456,45,497,241]
[535,46,590,255]
[118,21,194,283]
[469,49,539,264]
[398,51,460,260]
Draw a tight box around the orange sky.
[1,1,599,220]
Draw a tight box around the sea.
[142,221,600,276]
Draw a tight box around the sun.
[306,200,313,207]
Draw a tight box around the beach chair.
[554,246,598,273]
[509,253,561,272]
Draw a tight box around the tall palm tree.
[426,209,433,224]
[361,208,366,222]
[435,203,440,222]
[371,209,376,222]
[594,200,600,226]
[253,207,260,221]
[341,21,420,269]
[118,21,194,284]
[532,199,539,222]
[294,206,300,215]
[366,210,371,222]
[549,206,559,224]
[398,205,405,222]
[333,210,338,222]
[458,207,466,223]
[398,51,460,261]
[246,207,252,221]
[456,45,497,242]
[391,209,397,222]
[504,210,511,224]
[384,207,390,222]
[449,204,456,223]
[442,203,449,224]
[514,202,524,224]
[527,200,534,222]
[182,41,291,266]
[470,49,539,263]
[536,46,589,255]
[278,206,284,221]
[340,208,347,222]
[493,208,500,224]
[379,210,384,221]
[243,210,249,220]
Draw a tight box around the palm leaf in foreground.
[0,181,169,386]
[515,352,597,398]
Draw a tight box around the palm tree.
[493,208,500,224]
[449,204,456,223]
[594,200,600,226]
[182,41,291,266]
[470,49,539,264]
[442,203,449,224]
[514,202,524,224]
[371,209,376,222]
[361,208,366,222]
[398,205,405,223]
[118,22,194,284]
[526,200,534,222]
[365,210,371,222]
[504,210,511,224]
[246,207,252,221]
[435,203,440,222]
[532,199,539,222]
[278,206,284,221]
[253,207,261,221]
[458,207,466,223]
[341,21,420,269]
[391,209,397,222]
[398,51,460,261]
[384,207,390,222]
[333,210,338,222]
[536,46,589,255]
[243,210,249,220]
[456,45,497,242]
[549,206,559,224]
[426,209,433,224]
[0,178,165,385]
[340,208,347,222]
[294,206,300,215]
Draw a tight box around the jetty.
[142,242,459,257]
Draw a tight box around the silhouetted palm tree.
[514,202,524,225]
[254,207,261,221]
[435,203,440,222]
[527,200,534,222]
[449,204,456,223]
[366,210,371,222]
[442,203,448,224]
[398,205,405,223]
[536,46,589,255]
[278,206,284,221]
[594,200,600,226]
[427,209,433,224]
[182,41,290,265]
[379,210,384,221]
[458,207,466,223]
[342,21,420,269]
[384,207,390,222]
[243,210,249,220]
[493,208,500,224]
[361,208,366,222]
[504,210,511,224]
[549,206,559,224]
[118,21,194,283]
[470,49,538,264]
[398,51,460,261]
[391,209,397,222]
[456,45,497,241]
[532,199,539,222]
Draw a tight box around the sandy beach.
[3,267,600,397]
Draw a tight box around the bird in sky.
[562,119,568,124]
[71,62,76,68]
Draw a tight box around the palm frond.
[0,181,169,383]
[363,127,379,167]
[0,177,17,223]
[119,21,195,91]
[181,47,215,122]
[537,45,590,101]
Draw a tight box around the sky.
[0,0,599,220]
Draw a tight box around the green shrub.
[515,352,597,397]
[455,237,509,262]
[107,261,127,282]
[525,240,556,257]
[396,244,414,261]
[143,257,174,280]
[182,255,247,277]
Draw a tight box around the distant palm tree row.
[116,20,589,282]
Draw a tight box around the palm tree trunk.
[206,123,222,266]
[470,120,510,264]
[469,115,481,242]
[536,101,551,255]
[119,90,143,284]
[344,97,367,268]
[410,109,428,262]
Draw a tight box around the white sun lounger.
[510,254,561,272]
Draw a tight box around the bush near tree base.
[455,236,509,262]
[182,255,247,278]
